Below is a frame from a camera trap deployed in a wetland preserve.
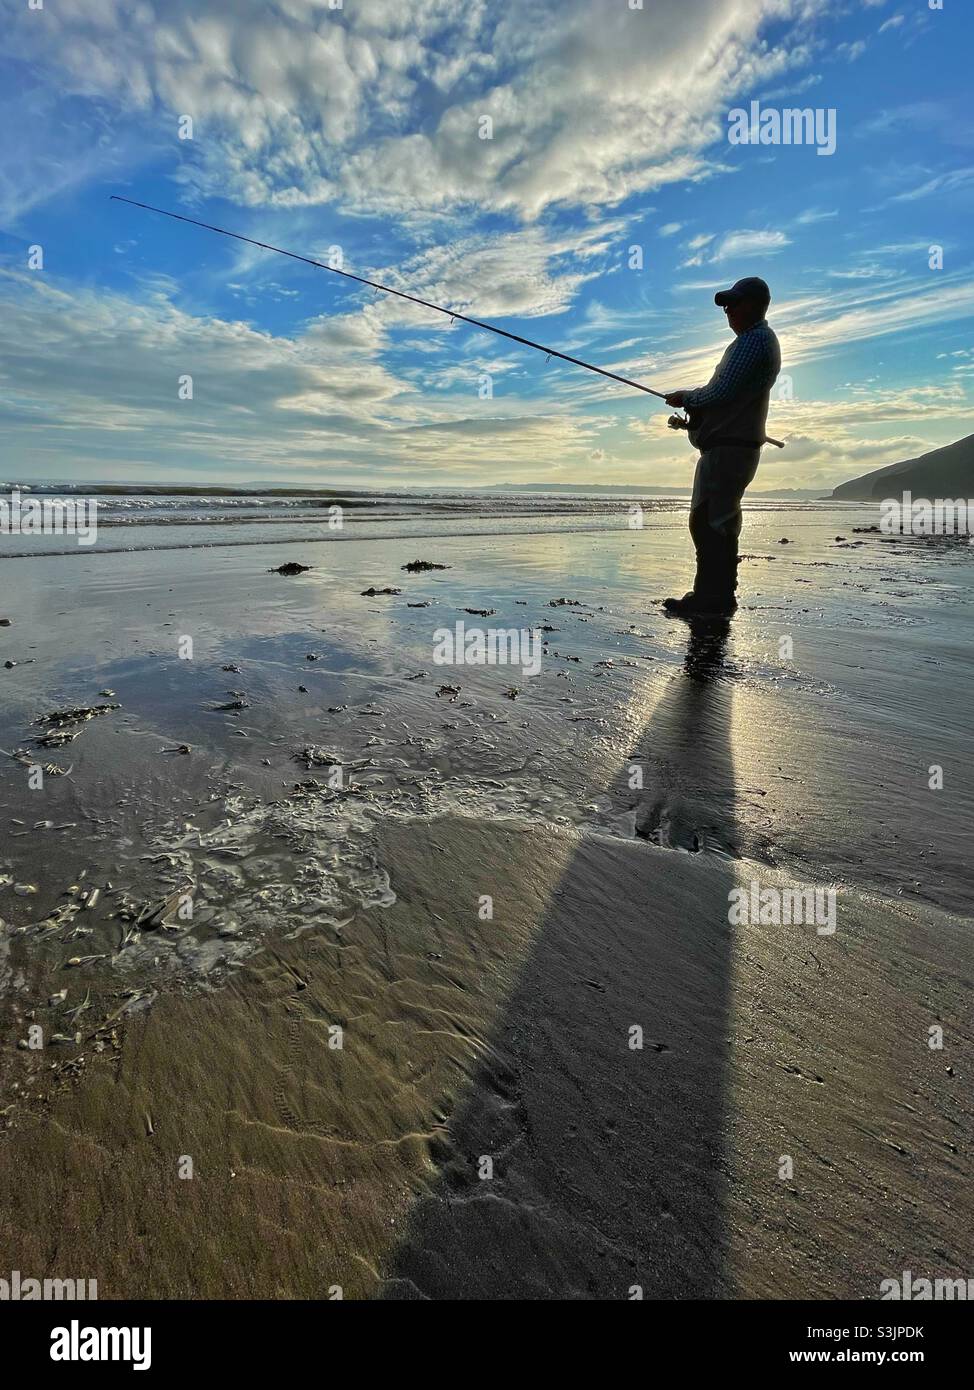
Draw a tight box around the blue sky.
[1,0,971,490]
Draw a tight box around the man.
[663,276,781,619]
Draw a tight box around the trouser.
[688,446,760,605]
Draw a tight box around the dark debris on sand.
[292,745,339,769]
[33,704,121,748]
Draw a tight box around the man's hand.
[664,390,687,407]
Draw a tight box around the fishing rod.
[110,194,785,447]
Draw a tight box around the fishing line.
[110,194,784,446]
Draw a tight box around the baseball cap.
[714,277,771,307]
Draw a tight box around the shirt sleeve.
[683,331,770,408]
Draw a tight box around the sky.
[0,0,971,492]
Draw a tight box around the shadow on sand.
[380,619,746,1299]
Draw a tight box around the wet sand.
[1,504,972,1298]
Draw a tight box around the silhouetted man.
[663,277,781,619]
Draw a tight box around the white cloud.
[888,167,974,203]
[0,268,603,484]
[758,71,822,103]
[2,0,824,223]
[793,207,838,224]
[837,39,867,61]
[827,267,893,280]
[857,101,947,138]
[369,220,621,326]
[4,262,970,491]
[711,229,792,261]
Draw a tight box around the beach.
[1,489,972,1299]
